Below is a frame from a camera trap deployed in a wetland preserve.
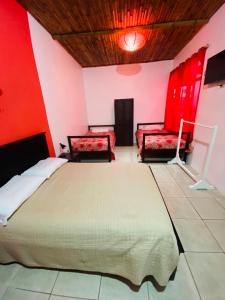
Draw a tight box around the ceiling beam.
[52,18,208,40]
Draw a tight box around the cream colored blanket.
[0,163,179,286]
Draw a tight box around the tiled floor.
[1,146,225,300]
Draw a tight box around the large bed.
[0,133,180,287]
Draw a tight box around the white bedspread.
[0,163,179,286]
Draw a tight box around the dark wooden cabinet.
[114,98,134,146]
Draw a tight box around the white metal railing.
[168,118,218,190]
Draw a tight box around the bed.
[136,122,191,163]
[67,125,116,162]
[0,133,180,287]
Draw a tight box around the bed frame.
[67,125,115,162]
[0,133,49,187]
[137,122,191,163]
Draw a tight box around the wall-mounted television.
[204,49,225,86]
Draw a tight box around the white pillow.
[0,175,46,226]
[90,128,110,132]
[22,157,68,179]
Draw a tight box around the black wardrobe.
[114,98,134,146]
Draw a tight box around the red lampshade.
[118,31,146,52]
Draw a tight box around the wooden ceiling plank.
[17,0,225,67]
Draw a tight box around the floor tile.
[0,264,19,284]
[150,165,174,183]
[149,163,167,171]
[177,181,214,198]
[185,252,225,300]
[163,197,200,219]
[214,195,225,210]
[50,296,80,300]
[150,164,169,173]
[157,181,185,197]
[189,197,225,219]
[149,163,166,168]
[99,277,148,300]
[0,264,19,298]
[1,288,49,300]
[166,165,194,184]
[114,146,139,163]
[173,219,222,252]
[52,271,101,299]
[183,164,199,175]
[150,165,169,176]
[209,188,225,199]
[0,285,8,300]
[205,220,225,251]
[11,266,58,293]
[148,254,200,300]
[154,177,176,186]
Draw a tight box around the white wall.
[28,15,88,155]
[174,4,225,195]
[83,61,173,134]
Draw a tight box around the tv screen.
[204,49,225,85]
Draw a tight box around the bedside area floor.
[1,146,225,300]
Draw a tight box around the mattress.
[0,163,179,286]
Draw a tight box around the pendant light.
[118,31,146,52]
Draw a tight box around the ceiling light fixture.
[118,31,146,52]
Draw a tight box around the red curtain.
[164,47,207,139]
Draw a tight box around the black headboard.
[0,133,49,187]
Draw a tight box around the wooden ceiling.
[17,0,225,67]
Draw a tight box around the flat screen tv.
[204,49,225,86]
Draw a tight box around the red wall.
[0,0,55,156]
